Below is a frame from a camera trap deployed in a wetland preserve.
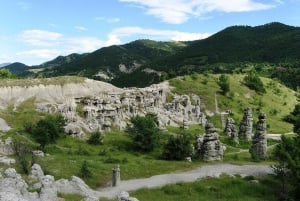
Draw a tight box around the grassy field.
[0,74,295,200]
[0,76,84,87]
[102,175,280,201]
[169,74,298,133]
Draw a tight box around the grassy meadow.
[0,74,297,200]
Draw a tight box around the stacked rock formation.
[250,112,268,159]
[199,123,223,161]
[224,117,239,144]
[239,107,253,140]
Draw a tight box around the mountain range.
[4,22,300,88]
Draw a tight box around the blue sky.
[1,0,300,65]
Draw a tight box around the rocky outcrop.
[0,137,14,155]
[250,112,268,159]
[0,79,207,136]
[117,191,139,201]
[0,164,102,201]
[199,123,223,161]
[0,118,10,132]
[239,108,253,140]
[224,117,239,144]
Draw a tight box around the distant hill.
[13,22,300,88]
[0,63,11,68]
[4,62,30,76]
[37,39,187,81]
[146,22,300,71]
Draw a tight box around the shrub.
[31,114,66,149]
[243,71,266,94]
[126,113,160,152]
[162,134,193,160]
[79,160,92,179]
[87,131,103,145]
[218,74,230,95]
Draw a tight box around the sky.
[1,0,300,66]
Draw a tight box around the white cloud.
[16,49,61,59]
[19,30,63,47]
[95,17,120,23]
[10,27,210,65]
[75,26,88,31]
[110,26,211,41]
[66,37,106,53]
[119,0,276,24]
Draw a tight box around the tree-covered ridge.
[6,22,300,89]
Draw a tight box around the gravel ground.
[96,163,273,199]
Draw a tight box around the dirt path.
[95,163,273,199]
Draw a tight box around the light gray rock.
[0,137,14,155]
[55,176,96,198]
[239,108,253,140]
[224,117,239,144]
[29,164,44,181]
[117,191,139,201]
[0,156,15,165]
[39,175,59,201]
[0,192,29,201]
[250,112,268,159]
[0,118,10,132]
[199,123,223,161]
[82,196,99,201]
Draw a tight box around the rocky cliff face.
[0,78,207,136]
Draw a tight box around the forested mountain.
[8,22,300,88]
[4,62,30,76]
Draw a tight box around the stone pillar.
[224,118,239,144]
[239,107,253,140]
[200,123,223,161]
[250,112,268,159]
[112,165,120,187]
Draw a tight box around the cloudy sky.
[0,0,299,65]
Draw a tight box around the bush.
[162,134,193,160]
[126,113,160,152]
[87,131,103,145]
[243,71,266,94]
[31,114,66,149]
[78,160,92,179]
[218,74,230,95]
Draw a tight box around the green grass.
[0,97,45,130]
[34,131,207,188]
[102,175,280,201]
[169,74,297,134]
[0,76,84,87]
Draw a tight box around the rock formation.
[239,107,253,140]
[250,112,268,159]
[224,117,239,144]
[117,191,139,201]
[0,164,104,201]
[199,123,223,161]
[0,79,207,136]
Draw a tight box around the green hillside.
[8,22,300,89]
[169,73,297,133]
[37,39,186,80]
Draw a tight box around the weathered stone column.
[224,117,239,144]
[200,123,224,161]
[112,165,120,187]
[239,107,253,140]
[250,112,268,159]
